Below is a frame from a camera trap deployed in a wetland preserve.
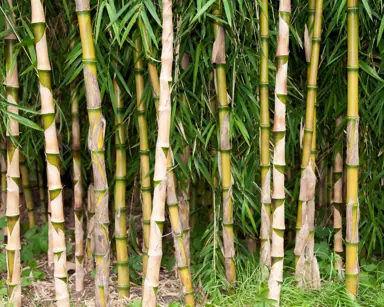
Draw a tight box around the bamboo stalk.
[212,4,235,285]
[133,37,152,278]
[259,0,272,276]
[113,60,130,298]
[333,116,344,275]
[294,0,323,288]
[69,33,85,292]
[36,159,47,223]
[179,54,191,262]
[0,139,7,226]
[86,184,95,270]
[31,0,69,305]
[345,0,360,296]
[166,152,195,306]
[268,0,290,303]
[20,155,36,228]
[5,1,21,304]
[75,1,110,305]
[142,1,175,305]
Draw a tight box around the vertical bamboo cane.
[346,0,360,296]
[113,62,130,298]
[70,33,85,291]
[75,1,110,305]
[294,0,323,288]
[20,155,36,227]
[5,1,21,303]
[333,116,343,275]
[133,37,152,277]
[31,0,69,305]
[36,160,47,223]
[259,0,272,275]
[0,140,7,225]
[212,5,235,285]
[86,184,95,270]
[268,0,290,303]
[142,1,174,305]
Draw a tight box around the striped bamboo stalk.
[259,0,272,276]
[113,61,130,298]
[133,37,152,277]
[31,0,69,305]
[5,1,21,304]
[212,4,235,284]
[333,116,344,275]
[142,1,175,305]
[294,0,323,288]
[20,155,36,227]
[268,0,290,303]
[75,1,110,305]
[345,0,360,296]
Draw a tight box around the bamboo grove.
[0,0,383,306]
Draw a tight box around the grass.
[204,257,384,307]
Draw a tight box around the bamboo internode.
[346,0,360,297]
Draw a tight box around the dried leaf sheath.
[212,5,235,284]
[5,1,21,304]
[75,1,110,305]
[345,0,360,295]
[134,37,152,277]
[31,0,70,305]
[143,1,174,306]
[268,0,290,304]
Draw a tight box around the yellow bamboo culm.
[294,0,323,289]
[75,1,110,305]
[133,37,152,277]
[268,0,290,304]
[142,1,175,306]
[345,0,360,297]
[259,0,272,277]
[31,0,70,305]
[113,61,130,298]
[212,4,236,286]
[5,1,21,304]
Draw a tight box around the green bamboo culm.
[20,155,36,228]
[31,0,70,305]
[259,0,272,276]
[0,139,6,222]
[268,0,291,304]
[133,37,152,278]
[75,1,110,306]
[36,159,47,223]
[113,60,130,298]
[4,1,21,304]
[294,0,323,289]
[212,4,235,284]
[345,0,360,297]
